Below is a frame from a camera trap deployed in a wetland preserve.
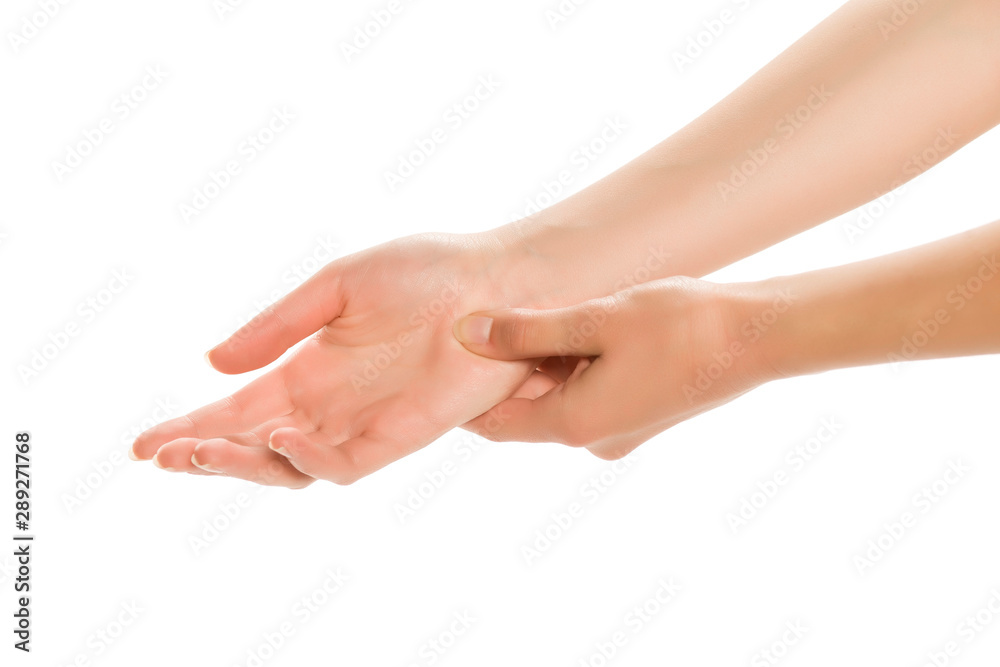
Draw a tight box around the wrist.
[469,219,596,308]
[725,277,807,383]
[476,212,676,309]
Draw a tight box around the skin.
[131,234,541,487]
[455,220,1000,459]
[131,0,1000,486]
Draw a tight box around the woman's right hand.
[453,277,785,460]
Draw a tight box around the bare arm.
[454,218,1000,457]
[496,0,1000,307]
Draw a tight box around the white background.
[2,0,1000,665]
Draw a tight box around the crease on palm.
[131,234,536,486]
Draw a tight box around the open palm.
[131,233,541,487]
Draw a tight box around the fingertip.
[130,433,152,461]
[187,438,312,487]
[269,427,304,457]
[151,450,176,472]
[191,442,224,473]
[469,395,562,444]
[131,419,187,460]
[456,307,588,360]
[209,303,301,374]
[203,342,246,375]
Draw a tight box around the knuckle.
[326,445,363,486]
[222,394,245,420]
[501,317,534,355]
[578,299,612,322]
[621,283,665,317]
[571,299,619,348]
[181,414,200,439]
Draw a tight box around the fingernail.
[454,316,492,345]
[269,441,290,457]
[152,454,177,472]
[204,350,214,367]
[191,454,222,473]
[128,445,139,461]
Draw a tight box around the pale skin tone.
[131,0,1000,486]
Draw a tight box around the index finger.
[130,371,293,460]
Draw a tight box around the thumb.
[206,261,347,374]
[453,302,608,361]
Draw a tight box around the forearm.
[754,219,1000,377]
[488,0,1000,307]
